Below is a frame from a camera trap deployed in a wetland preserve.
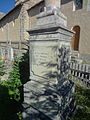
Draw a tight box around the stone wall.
[27,0,90,62]
[0,0,90,62]
[0,6,22,49]
[0,0,44,58]
[0,3,29,57]
[0,0,43,52]
[61,0,90,61]
[27,1,45,29]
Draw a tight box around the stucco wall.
[61,0,90,61]
[0,6,22,45]
[0,0,43,53]
[23,3,30,41]
[27,0,90,56]
[0,5,29,50]
[0,0,90,61]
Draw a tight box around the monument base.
[23,79,75,120]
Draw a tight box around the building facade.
[0,0,90,62]
[0,2,29,59]
[61,0,90,62]
[26,0,90,62]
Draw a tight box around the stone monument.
[23,0,75,120]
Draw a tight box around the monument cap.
[44,0,61,11]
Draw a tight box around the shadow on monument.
[19,49,30,85]
[23,46,75,120]
[23,79,75,120]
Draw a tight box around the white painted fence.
[69,62,90,86]
[0,47,14,60]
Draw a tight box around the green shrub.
[0,61,5,76]
[0,50,29,101]
[0,50,29,119]
[7,57,22,101]
[68,84,90,120]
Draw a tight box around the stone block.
[23,8,75,120]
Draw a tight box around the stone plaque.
[30,41,57,80]
[32,47,50,65]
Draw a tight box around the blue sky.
[0,0,15,13]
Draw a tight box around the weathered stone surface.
[23,79,75,119]
[36,10,67,27]
[23,3,75,120]
[45,0,61,9]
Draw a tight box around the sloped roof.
[0,3,23,22]
[27,0,44,11]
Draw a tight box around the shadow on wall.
[23,45,75,120]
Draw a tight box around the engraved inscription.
[32,47,51,65]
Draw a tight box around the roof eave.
[27,0,44,11]
[0,3,23,22]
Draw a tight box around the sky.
[0,0,15,13]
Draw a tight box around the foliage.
[68,83,90,120]
[0,50,29,120]
[7,57,22,101]
[0,67,5,76]
[0,78,22,120]
[0,49,30,101]
[0,57,22,101]
[0,61,5,76]
[0,58,22,119]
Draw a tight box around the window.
[73,0,83,11]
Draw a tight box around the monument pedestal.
[23,8,75,120]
